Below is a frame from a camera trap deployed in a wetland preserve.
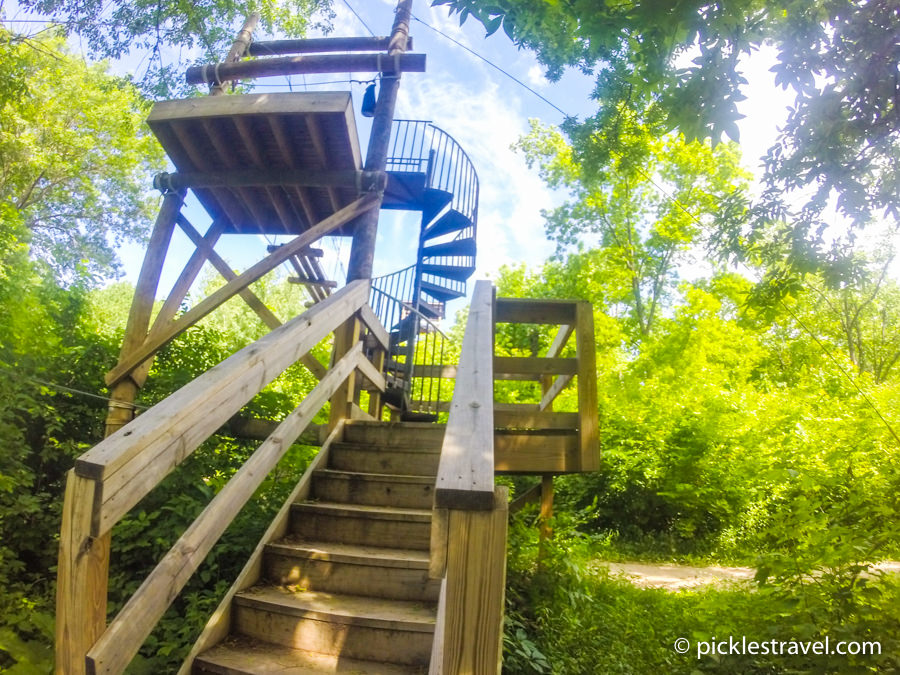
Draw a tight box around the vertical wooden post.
[210,13,260,96]
[345,0,413,282]
[328,317,361,430]
[575,301,599,471]
[104,190,184,434]
[539,474,554,544]
[367,346,386,419]
[438,487,508,674]
[55,473,109,674]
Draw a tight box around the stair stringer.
[177,422,342,674]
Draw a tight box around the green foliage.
[14,0,335,97]
[435,0,900,292]
[0,27,165,281]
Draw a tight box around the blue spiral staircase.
[370,120,479,415]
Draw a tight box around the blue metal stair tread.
[420,264,475,282]
[419,280,465,301]
[421,188,452,223]
[421,237,476,259]
[422,209,470,240]
[382,171,426,210]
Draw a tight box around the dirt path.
[595,561,900,591]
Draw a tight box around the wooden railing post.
[55,473,108,675]
[574,301,599,471]
[328,317,360,429]
[435,487,508,675]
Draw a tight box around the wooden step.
[312,469,435,509]
[232,587,435,666]
[264,538,439,601]
[342,421,445,449]
[290,502,432,550]
[329,443,440,476]
[194,635,426,674]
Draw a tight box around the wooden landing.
[147,92,363,236]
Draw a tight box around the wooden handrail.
[76,279,371,537]
[434,280,495,511]
[86,343,371,673]
[56,279,389,674]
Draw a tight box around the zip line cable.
[410,14,569,118]
[0,366,150,411]
[341,0,376,38]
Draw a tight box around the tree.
[13,0,335,96]
[0,27,165,282]
[517,119,750,339]
[434,0,900,289]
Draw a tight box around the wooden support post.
[328,318,361,430]
[345,0,414,283]
[434,487,508,675]
[55,473,110,674]
[210,13,259,95]
[575,301,599,471]
[367,346,386,419]
[539,474,554,547]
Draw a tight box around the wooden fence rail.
[56,279,387,674]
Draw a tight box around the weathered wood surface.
[494,431,579,474]
[210,13,259,95]
[177,422,345,674]
[153,168,385,192]
[546,323,574,359]
[493,409,578,429]
[248,36,400,56]
[186,53,426,85]
[575,301,600,471]
[493,356,577,379]
[55,473,109,675]
[433,487,508,674]
[86,347,364,674]
[79,280,370,536]
[434,281,494,511]
[494,298,576,325]
[105,194,377,386]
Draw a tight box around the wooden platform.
[147,92,363,236]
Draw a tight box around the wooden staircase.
[192,421,444,674]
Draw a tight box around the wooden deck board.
[147,92,363,236]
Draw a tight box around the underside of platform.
[147,92,363,236]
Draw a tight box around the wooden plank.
[177,423,344,675]
[247,36,396,56]
[304,114,342,212]
[493,356,577,379]
[154,168,384,192]
[546,323,574,359]
[105,194,378,386]
[429,508,449,580]
[575,301,600,472]
[78,280,369,536]
[328,318,360,431]
[355,350,386,394]
[440,487,507,674]
[358,303,389,352]
[539,373,573,411]
[494,431,579,474]
[413,364,458,380]
[367,348,386,419]
[493,409,578,430]
[54,472,109,675]
[148,92,356,125]
[87,349,363,674]
[185,53,427,85]
[434,281,494,511]
[494,298,576,325]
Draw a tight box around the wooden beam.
[247,36,402,56]
[439,487,508,674]
[358,303,389,352]
[78,280,370,537]
[546,323,574,359]
[54,472,109,675]
[434,281,495,511]
[328,318,360,430]
[105,194,378,386]
[86,346,365,674]
[494,297,576,325]
[493,356,577,379]
[575,301,600,471]
[493,409,578,429]
[186,52,426,86]
[494,431,579,474]
[153,168,385,193]
[539,373,573,411]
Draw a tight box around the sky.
[4,0,825,322]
